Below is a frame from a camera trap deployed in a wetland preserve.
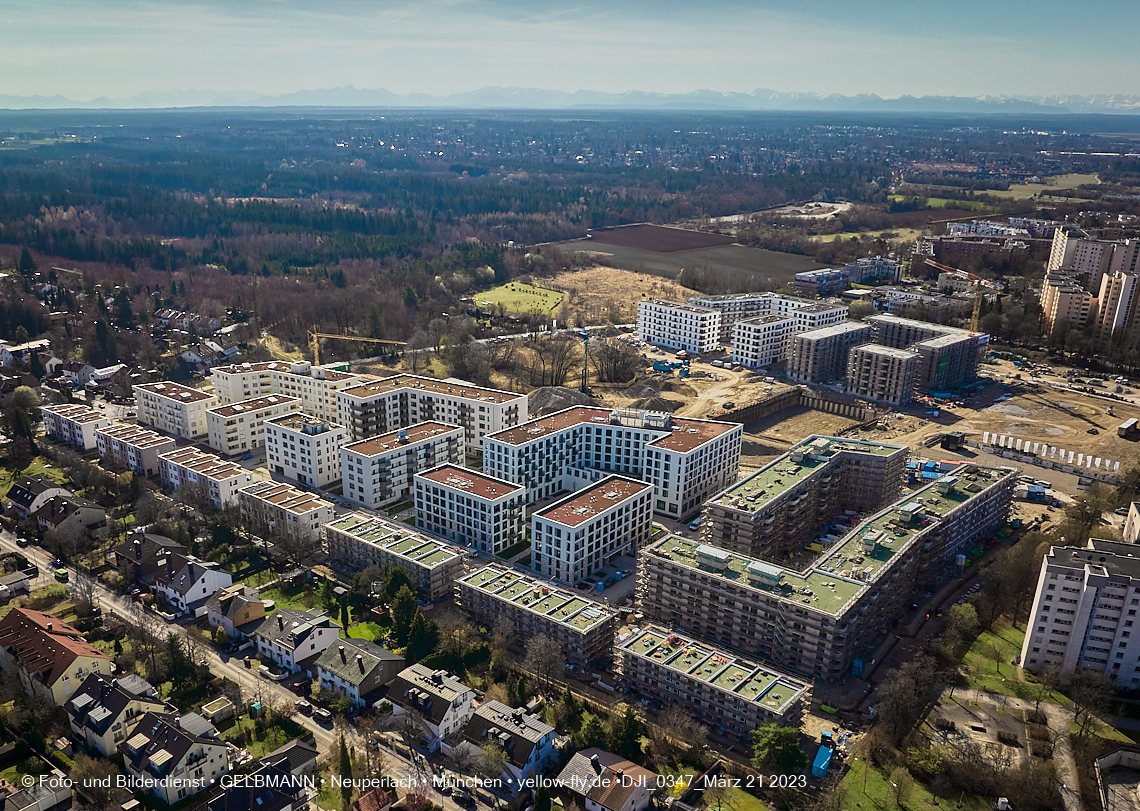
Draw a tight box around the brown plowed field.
[587,224,736,252]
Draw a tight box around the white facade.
[531,475,653,584]
[637,300,720,354]
[253,610,340,673]
[731,315,795,368]
[484,407,742,520]
[154,560,234,617]
[687,292,848,347]
[157,447,254,509]
[265,414,347,488]
[95,423,176,478]
[341,422,464,510]
[335,374,527,455]
[210,360,364,422]
[1021,539,1140,687]
[134,381,218,439]
[390,665,476,752]
[238,480,336,546]
[414,464,526,555]
[40,403,110,451]
[206,395,301,455]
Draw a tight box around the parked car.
[54,568,69,582]
[291,677,312,694]
[15,537,29,548]
[313,707,333,724]
[259,665,291,682]
[295,699,312,715]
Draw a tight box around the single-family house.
[251,610,339,674]
[119,712,229,805]
[315,639,404,708]
[65,673,169,756]
[205,585,266,639]
[153,557,233,618]
[388,665,475,752]
[555,749,658,811]
[448,700,557,781]
[0,609,112,705]
[5,477,71,519]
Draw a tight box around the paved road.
[1,531,480,811]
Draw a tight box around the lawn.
[238,568,279,588]
[0,756,50,786]
[347,621,390,643]
[840,759,991,810]
[0,456,68,498]
[386,500,412,516]
[963,626,1069,705]
[219,714,309,759]
[887,195,996,212]
[259,583,316,611]
[496,539,531,560]
[809,227,925,244]
[981,172,1101,200]
[475,282,565,314]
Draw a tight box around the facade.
[4,476,71,519]
[323,513,465,602]
[238,480,335,547]
[786,322,874,384]
[457,565,617,667]
[65,673,168,756]
[793,268,849,298]
[845,344,920,406]
[1124,502,1140,544]
[388,665,475,751]
[730,315,796,369]
[484,406,742,521]
[637,300,721,354]
[119,712,228,805]
[1040,271,1096,337]
[205,585,266,639]
[617,626,809,735]
[531,476,653,584]
[0,609,112,705]
[158,447,253,509]
[844,256,902,285]
[210,360,364,422]
[865,314,985,392]
[252,609,340,673]
[34,495,108,539]
[341,422,464,510]
[642,462,1015,679]
[1020,538,1140,685]
[315,638,405,707]
[414,464,526,555]
[134,381,218,439]
[153,557,233,617]
[39,403,110,450]
[687,293,848,346]
[703,436,908,559]
[335,374,526,455]
[96,423,176,478]
[264,414,347,488]
[556,749,658,811]
[206,395,301,456]
[451,700,557,781]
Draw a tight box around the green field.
[888,195,997,212]
[840,759,991,811]
[0,456,68,498]
[983,172,1100,200]
[963,626,1069,704]
[475,282,565,314]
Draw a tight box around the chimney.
[339,646,346,662]
[46,622,53,631]
[278,616,283,629]
[590,754,601,774]
[357,654,364,673]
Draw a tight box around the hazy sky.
[5,0,1139,100]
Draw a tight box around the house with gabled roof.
[5,476,71,519]
[251,609,339,674]
[205,585,266,639]
[65,672,170,755]
[389,664,475,752]
[34,495,108,539]
[189,762,305,811]
[110,533,189,585]
[555,748,658,811]
[260,738,320,779]
[447,700,557,781]
[152,556,233,618]
[119,712,229,805]
[315,638,404,708]
[0,609,111,705]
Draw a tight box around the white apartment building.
[687,293,777,344]
[264,414,347,488]
[414,464,526,555]
[158,447,254,509]
[335,374,527,455]
[210,360,365,422]
[40,403,110,450]
[687,292,848,347]
[206,394,301,456]
[484,406,741,520]
[238,480,335,546]
[1021,538,1140,687]
[134,381,218,439]
[731,315,796,368]
[637,300,721,354]
[95,423,176,478]
[342,422,464,510]
[531,475,653,584]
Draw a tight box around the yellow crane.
[307,328,406,366]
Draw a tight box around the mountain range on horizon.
[3,86,1140,114]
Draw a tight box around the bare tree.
[433,606,476,661]
[386,709,431,752]
[270,523,322,569]
[590,338,641,384]
[71,567,98,612]
[648,705,709,767]
[525,633,566,693]
[475,741,508,782]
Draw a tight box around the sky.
[4,0,1139,101]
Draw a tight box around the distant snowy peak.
[1,86,1139,113]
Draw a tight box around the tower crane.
[307,327,405,366]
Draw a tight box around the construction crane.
[970,287,984,332]
[307,328,405,366]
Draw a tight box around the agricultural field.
[474,281,565,314]
[586,224,736,252]
[982,172,1100,200]
[887,194,997,212]
[808,227,924,244]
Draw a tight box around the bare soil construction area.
[545,266,699,325]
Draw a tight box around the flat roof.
[135,381,216,403]
[238,480,333,516]
[416,465,523,501]
[207,394,299,417]
[323,512,462,569]
[267,413,343,433]
[211,360,361,382]
[795,322,873,340]
[487,406,737,454]
[40,403,106,423]
[618,625,809,715]
[96,422,175,449]
[459,565,615,632]
[340,374,524,404]
[739,315,795,326]
[534,476,652,528]
[641,299,718,315]
[343,421,462,457]
[652,464,1013,617]
[851,344,919,361]
[158,447,250,482]
[917,332,980,349]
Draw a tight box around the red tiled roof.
[0,608,109,687]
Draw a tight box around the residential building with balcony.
[119,712,228,805]
[414,465,525,555]
[96,423,176,478]
[316,639,405,708]
[252,609,339,674]
[65,673,168,756]
[40,403,109,450]
[0,609,112,705]
[637,300,720,354]
[341,422,464,510]
[389,665,475,752]
[158,447,253,509]
[238,480,334,546]
[206,395,301,456]
[134,382,217,439]
[786,322,874,384]
[264,414,346,488]
[845,344,920,406]
[730,315,796,369]
[210,360,364,422]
